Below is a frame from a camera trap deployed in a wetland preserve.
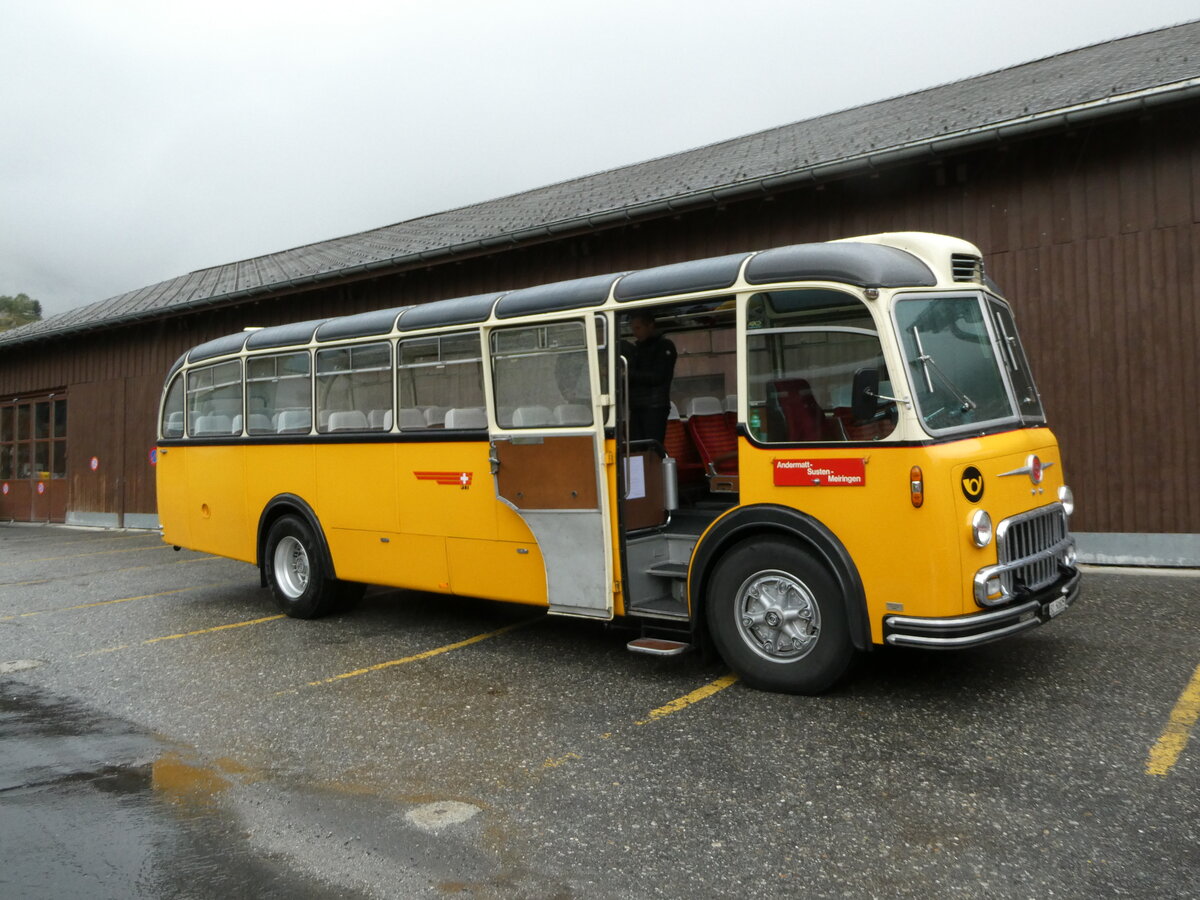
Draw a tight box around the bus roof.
[180,236,946,365]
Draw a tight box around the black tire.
[705,537,855,694]
[263,515,344,619]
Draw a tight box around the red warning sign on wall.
[773,458,866,487]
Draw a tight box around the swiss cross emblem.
[415,471,473,490]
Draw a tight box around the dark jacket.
[624,333,677,408]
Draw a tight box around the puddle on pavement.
[0,679,367,900]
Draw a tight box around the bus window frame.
[890,290,1024,439]
[396,329,487,431]
[485,316,602,433]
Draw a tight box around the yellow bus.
[156,232,1080,693]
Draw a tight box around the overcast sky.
[2,1,1196,317]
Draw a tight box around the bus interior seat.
[553,403,591,426]
[724,394,738,428]
[231,414,243,434]
[247,413,273,433]
[423,407,449,427]
[397,408,424,430]
[276,409,312,433]
[684,396,739,490]
[327,410,369,432]
[194,414,234,436]
[318,410,331,430]
[664,403,705,488]
[367,409,391,430]
[165,411,184,434]
[767,378,839,442]
[512,406,553,428]
[445,407,487,430]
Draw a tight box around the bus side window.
[315,342,392,434]
[246,351,312,435]
[745,290,897,443]
[161,374,185,438]
[397,332,486,431]
[186,360,242,436]
[490,322,592,429]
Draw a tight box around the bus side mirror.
[851,368,880,422]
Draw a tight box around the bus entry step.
[627,637,690,657]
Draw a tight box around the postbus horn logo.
[961,466,985,503]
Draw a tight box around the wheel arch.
[256,494,337,586]
[688,503,871,652]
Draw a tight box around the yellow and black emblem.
[961,466,984,503]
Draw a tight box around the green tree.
[0,294,43,332]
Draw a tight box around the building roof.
[4,20,1199,349]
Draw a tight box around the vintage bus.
[156,232,1080,694]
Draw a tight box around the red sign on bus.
[773,458,866,487]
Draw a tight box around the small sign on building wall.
[89,456,99,472]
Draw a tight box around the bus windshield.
[894,294,1038,434]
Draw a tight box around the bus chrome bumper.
[883,567,1081,649]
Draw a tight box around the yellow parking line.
[1147,662,1200,777]
[0,544,171,566]
[634,673,740,725]
[144,614,286,644]
[0,582,236,621]
[296,619,534,690]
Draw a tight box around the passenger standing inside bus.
[623,312,677,445]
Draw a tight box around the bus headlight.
[970,509,993,548]
[1058,485,1075,517]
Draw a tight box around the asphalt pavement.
[1,523,1197,898]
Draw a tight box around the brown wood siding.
[0,103,1196,533]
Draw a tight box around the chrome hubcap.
[273,536,309,599]
[734,569,820,663]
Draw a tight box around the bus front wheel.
[705,538,855,694]
[264,515,355,618]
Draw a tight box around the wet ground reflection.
[0,680,362,899]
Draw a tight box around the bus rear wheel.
[705,538,855,695]
[264,515,353,618]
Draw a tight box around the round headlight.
[970,509,993,548]
[1058,485,1075,517]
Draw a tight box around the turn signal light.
[910,466,924,508]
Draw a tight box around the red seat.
[663,415,705,487]
[769,379,839,442]
[685,397,739,490]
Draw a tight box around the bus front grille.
[996,503,1070,595]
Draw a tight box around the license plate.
[1048,596,1068,618]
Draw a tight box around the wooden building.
[2,22,1198,564]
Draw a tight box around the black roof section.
[744,243,936,288]
[188,332,249,363]
[245,318,329,350]
[615,253,748,302]
[4,21,1199,349]
[495,273,624,319]
[397,293,502,331]
[315,306,410,342]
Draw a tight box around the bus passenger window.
[186,360,242,436]
[490,322,592,429]
[745,290,897,443]
[161,374,185,438]
[397,333,485,430]
[315,342,391,433]
[245,352,311,435]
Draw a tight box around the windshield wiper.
[912,326,976,413]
